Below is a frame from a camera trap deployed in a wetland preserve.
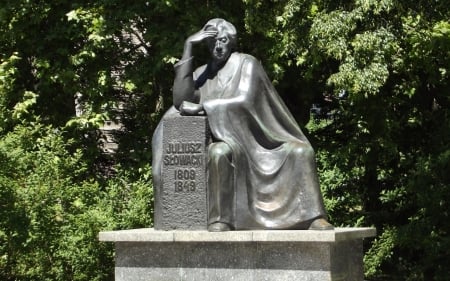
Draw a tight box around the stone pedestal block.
[99,227,376,281]
[155,115,211,230]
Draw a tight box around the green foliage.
[364,227,396,277]
[0,0,449,280]
[0,123,152,280]
[0,53,22,132]
[302,1,449,280]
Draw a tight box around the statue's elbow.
[173,95,182,109]
[172,85,186,109]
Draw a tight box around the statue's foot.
[208,222,231,232]
[308,218,334,230]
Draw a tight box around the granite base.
[99,228,375,281]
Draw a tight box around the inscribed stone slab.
[155,115,211,230]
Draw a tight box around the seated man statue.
[152,18,333,231]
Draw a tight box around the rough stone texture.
[99,228,376,281]
[155,115,211,230]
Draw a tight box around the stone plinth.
[99,227,376,281]
[156,115,211,230]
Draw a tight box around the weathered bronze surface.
[153,19,332,231]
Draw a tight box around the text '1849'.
[174,169,196,192]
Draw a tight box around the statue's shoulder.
[228,53,261,75]
[233,53,258,64]
[233,53,265,76]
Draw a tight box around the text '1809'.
[174,169,196,192]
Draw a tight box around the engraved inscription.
[174,168,196,192]
[164,142,204,192]
[163,154,203,166]
[163,142,203,166]
[166,142,202,154]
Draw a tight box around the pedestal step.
[99,227,376,281]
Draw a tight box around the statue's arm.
[173,29,217,109]
[173,55,196,109]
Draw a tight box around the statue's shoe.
[308,218,334,230]
[208,222,231,232]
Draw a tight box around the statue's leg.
[207,142,234,231]
[287,141,333,230]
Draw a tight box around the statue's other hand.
[179,101,205,116]
[187,28,217,45]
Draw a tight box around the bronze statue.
[153,19,333,231]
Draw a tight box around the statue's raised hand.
[187,28,218,45]
[180,28,217,61]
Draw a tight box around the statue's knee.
[289,142,315,160]
[208,142,232,162]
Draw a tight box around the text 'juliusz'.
[166,142,202,154]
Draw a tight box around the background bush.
[0,123,152,280]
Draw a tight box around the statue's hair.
[203,18,237,48]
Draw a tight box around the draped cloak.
[153,52,327,229]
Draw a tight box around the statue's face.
[208,32,232,64]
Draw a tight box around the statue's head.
[203,18,237,64]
